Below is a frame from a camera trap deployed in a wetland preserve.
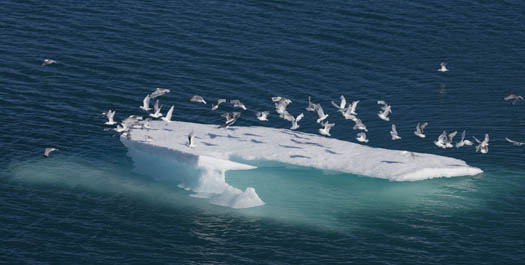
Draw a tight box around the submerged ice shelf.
[121,120,482,208]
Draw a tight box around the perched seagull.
[187,131,196,148]
[149,100,163,118]
[43,147,58,158]
[161,105,174,123]
[150,88,170,99]
[256,111,269,121]
[505,137,525,146]
[314,104,329,123]
[356,132,369,143]
[305,96,317,112]
[103,109,116,125]
[219,112,241,128]
[434,131,448,149]
[282,112,304,130]
[445,131,457,148]
[41,59,56,66]
[190,95,207,104]
[140,94,152,111]
[352,118,368,132]
[414,122,429,138]
[438,62,448,72]
[390,124,401,140]
[504,94,523,104]
[331,95,347,113]
[318,121,335,137]
[113,123,128,133]
[455,130,474,148]
[473,134,489,154]
[145,135,154,142]
[377,100,392,121]
[230,99,247,110]
[211,99,226,110]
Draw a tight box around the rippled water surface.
[1,0,524,264]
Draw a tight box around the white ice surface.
[121,120,483,207]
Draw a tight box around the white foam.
[121,120,483,207]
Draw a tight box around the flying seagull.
[161,105,174,123]
[219,112,241,128]
[504,94,523,104]
[352,118,368,132]
[455,130,474,148]
[187,131,196,148]
[230,99,247,110]
[256,111,269,121]
[150,88,170,99]
[473,134,489,154]
[390,124,401,140]
[149,100,163,118]
[140,94,151,111]
[41,59,56,66]
[113,123,128,133]
[274,97,292,115]
[314,104,329,123]
[190,95,207,104]
[434,130,447,149]
[43,147,58,158]
[318,121,335,137]
[505,137,524,146]
[331,95,347,113]
[282,112,304,130]
[305,96,317,112]
[438,62,448,72]
[356,132,369,143]
[445,130,457,148]
[414,122,428,138]
[103,109,116,125]
[211,99,226,110]
[377,100,392,121]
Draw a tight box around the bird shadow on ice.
[325,149,340,155]
[279,144,302,149]
[202,142,218,146]
[280,130,310,140]
[251,139,265,144]
[381,160,403,164]
[290,155,311,159]
[207,133,224,139]
[244,133,262,137]
[290,138,324,148]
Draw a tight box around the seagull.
[390,124,401,140]
[103,109,116,125]
[113,123,128,133]
[122,115,143,125]
[377,100,392,121]
[256,111,269,121]
[143,118,151,129]
[504,94,523,104]
[414,122,428,138]
[445,131,457,148]
[356,132,369,143]
[305,96,317,112]
[187,131,196,148]
[211,99,226,110]
[145,135,154,142]
[190,95,207,104]
[314,104,329,123]
[41,59,56,66]
[455,130,474,148]
[282,112,304,130]
[318,121,335,137]
[434,131,447,149]
[219,112,241,128]
[438,62,448,72]
[274,97,292,115]
[352,118,368,132]
[43,147,58,157]
[473,134,489,154]
[161,105,174,123]
[330,95,347,113]
[150,88,170,99]
[140,94,152,111]
[505,137,524,146]
[149,100,163,118]
[347,100,360,116]
[230,99,247,110]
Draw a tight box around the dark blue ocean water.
[1,0,524,264]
